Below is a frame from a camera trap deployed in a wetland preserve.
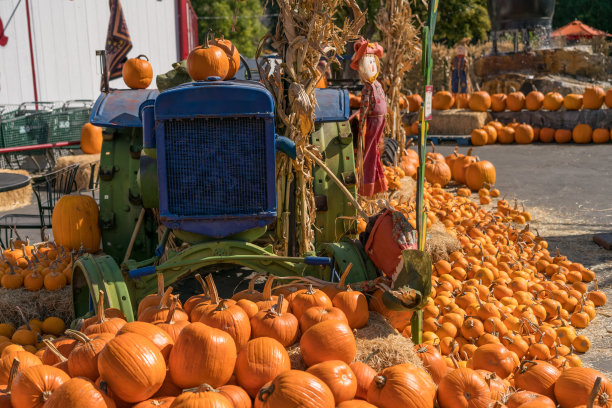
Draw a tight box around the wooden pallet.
[407,135,471,146]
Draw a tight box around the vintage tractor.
[72,71,429,325]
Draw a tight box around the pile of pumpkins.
[0,240,71,291]
[0,314,66,355]
[431,86,612,113]
[472,120,611,145]
[0,227,608,407]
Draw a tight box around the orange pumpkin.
[11,365,70,408]
[367,364,436,408]
[543,91,564,111]
[438,368,492,408]
[539,128,555,143]
[307,360,357,403]
[593,128,611,144]
[45,377,117,408]
[218,385,251,408]
[350,361,376,400]
[424,158,451,187]
[483,125,498,145]
[525,90,544,111]
[171,384,232,407]
[498,127,515,144]
[554,367,612,408]
[465,160,496,192]
[507,92,526,112]
[583,86,605,110]
[455,93,471,109]
[332,287,369,329]
[606,88,612,108]
[468,92,491,112]
[211,36,241,80]
[256,370,335,408]
[433,91,455,110]
[564,94,583,111]
[300,320,356,366]
[513,360,560,400]
[186,34,229,81]
[251,295,299,347]
[515,124,534,144]
[407,94,422,112]
[572,124,593,144]
[235,337,290,397]
[554,129,572,144]
[506,391,555,408]
[81,123,103,154]
[471,129,488,146]
[290,285,333,320]
[414,344,448,384]
[491,94,507,112]
[122,55,153,89]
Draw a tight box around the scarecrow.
[351,38,388,197]
[451,39,470,94]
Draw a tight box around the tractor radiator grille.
[164,117,267,216]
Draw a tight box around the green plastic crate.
[49,100,93,144]
[0,102,55,150]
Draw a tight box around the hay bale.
[391,177,416,204]
[54,155,99,191]
[0,170,32,212]
[0,287,74,327]
[425,222,461,263]
[286,312,423,373]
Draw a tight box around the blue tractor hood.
[90,89,159,128]
[313,88,350,123]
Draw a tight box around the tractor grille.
[164,117,267,216]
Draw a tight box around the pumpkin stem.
[257,383,274,402]
[159,286,174,308]
[65,329,91,344]
[262,276,275,300]
[165,295,178,323]
[204,28,214,49]
[588,377,603,408]
[4,358,19,393]
[136,54,149,61]
[42,339,67,363]
[96,290,106,323]
[374,375,387,388]
[205,274,220,305]
[274,294,284,316]
[518,359,537,374]
[338,263,353,288]
[156,273,165,297]
[194,273,209,296]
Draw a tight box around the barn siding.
[0,0,179,105]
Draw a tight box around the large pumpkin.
[300,320,356,367]
[11,365,70,408]
[564,94,583,111]
[572,124,593,144]
[332,287,369,329]
[424,158,451,187]
[235,337,290,397]
[437,368,492,408]
[116,321,174,361]
[44,377,116,408]
[465,160,496,192]
[186,34,229,81]
[554,367,612,408]
[472,344,517,379]
[593,128,611,144]
[307,360,357,404]
[452,148,476,184]
[169,322,236,389]
[490,94,507,112]
[414,344,447,384]
[554,129,572,144]
[468,92,491,112]
[97,333,166,403]
[498,127,515,144]
[366,363,436,408]
[583,86,605,110]
[211,36,241,80]
[470,129,488,146]
[543,92,564,111]
[81,123,103,154]
[433,91,455,110]
[52,195,101,252]
[171,384,233,408]
[513,360,560,400]
[515,124,534,144]
[256,370,335,408]
[122,55,153,89]
[507,92,525,112]
[525,90,544,111]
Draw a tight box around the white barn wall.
[0,0,179,105]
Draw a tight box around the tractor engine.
[140,80,283,243]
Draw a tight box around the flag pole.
[411,0,439,345]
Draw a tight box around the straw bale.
[0,287,74,327]
[425,222,461,263]
[54,154,99,191]
[0,169,32,212]
[286,312,423,372]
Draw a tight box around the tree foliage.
[191,0,268,57]
[553,0,612,35]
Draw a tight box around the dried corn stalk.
[257,0,364,255]
[377,0,420,146]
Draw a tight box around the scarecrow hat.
[350,38,384,71]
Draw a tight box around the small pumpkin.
[186,32,229,81]
[83,291,126,336]
[507,391,555,408]
[65,329,110,381]
[290,284,333,321]
[437,367,492,408]
[300,320,356,366]
[210,35,241,80]
[218,385,251,408]
[81,123,103,154]
[539,128,555,143]
[251,295,299,347]
[554,129,572,144]
[256,370,335,408]
[414,343,447,384]
[515,124,534,144]
[122,55,153,89]
[407,94,422,112]
[45,377,116,408]
[498,127,515,144]
[513,360,560,400]
[171,384,233,407]
[573,124,593,144]
[465,160,496,192]
[424,158,451,187]
[235,337,290,397]
[483,125,497,145]
[583,86,605,110]
[525,90,544,111]
[332,286,369,329]
[543,91,564,111]
[307,360,357,404]
[455,93,470,109]
[564,94,583,111]
[468,92,491,112]
[593,128,611,144]
[433,91,455,110]
[350,361,376,400]
[491,94,507,112]
[367,363,436,408]
[471,129,488,146]
[299,306,348,333]
[507,92,526,112]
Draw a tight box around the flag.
[105,0,132,80]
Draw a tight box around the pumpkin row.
[431,87,612,112]
[472,121,612,145]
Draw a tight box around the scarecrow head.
[350,38,384,83]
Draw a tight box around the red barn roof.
[551,20,611,39]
